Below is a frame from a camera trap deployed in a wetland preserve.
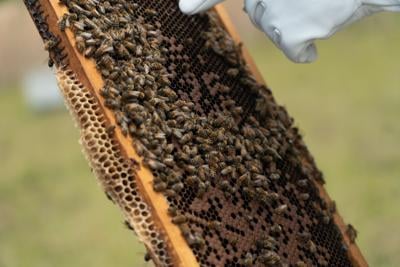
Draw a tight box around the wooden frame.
[24,1,368,266]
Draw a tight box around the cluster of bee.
[54,0,353,266]
[203,15,244,66]
[23,0,68,67]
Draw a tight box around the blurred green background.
[0,1,399,266]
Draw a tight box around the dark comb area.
[24,0,355,266]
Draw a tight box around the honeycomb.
[55,68,172,266]
[23,0,366,266]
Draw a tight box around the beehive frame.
[218,7,367,266]
[23,0,368,266]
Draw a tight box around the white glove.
[179,0,400,63]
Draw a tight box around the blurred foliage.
[0,89,151,267]
[0,7,399,267]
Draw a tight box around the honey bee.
[172,214,187,225]
[185,37,193,45]
[270,173,280,180]
[230,106,242,116]
[84,46,95,57]
[197,181,209,198]
[183,165,196,175]
[274,204,288,215]
[58,14,70,31]
[253,174,268,185]
[241,127,255,139]
[187,234,205,249]
[257,189,276,205]
[135,45,143,56]
[164,189,177,198]
[258,251,281,266]
[105,191,114,203]
[124,220,134,231]
[266,147,282,160]
[226,68,239,77]
[190,155,204,167]
[171,182,184,193]
[153,181,167,193]
[144,8,157,17]
[98,54,114,71]
[104,98,120,110]
[295,261,307,267]
[123,40,136,52]
[70,3,90,17]
[144,159,166,171]
[48,58,54,68]
[297,179,308,187]
[197,54,206,65]
[299,193,310,201]
[108,71,120,81]
[240,252,254,266]
[178,223,192,242]
[44,37,59,51]
[238,172,250,186]
[230,237,239,247]
[180,132,193,144]
[163,157,174,167]
[162,143,174,154]
[270,224,282,235]
[207,220,222,230]
[318,259,328,266]
[307,240,317,253]
[346,224,357,243]
[218,180,230,191]
[144,252,151,262]
[256,235,278,250]
[167,206,177,217]
[73,20,85,31]
[172,129,183,139]
[242,187,255,199]
[221,166,233,175]
[328,200,337,214]
[186,176,199,187]
[297,232,311,242]
[321,210,331,225]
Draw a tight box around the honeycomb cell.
[55,68,173,266]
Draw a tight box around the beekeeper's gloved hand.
[179,0,400,63]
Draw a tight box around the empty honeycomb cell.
[55,68,173,267]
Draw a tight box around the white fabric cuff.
[179,0,225,15]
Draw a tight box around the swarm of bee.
[25,0,358,265]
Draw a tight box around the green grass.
[0,90,151,267]
[0,12,399,267]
